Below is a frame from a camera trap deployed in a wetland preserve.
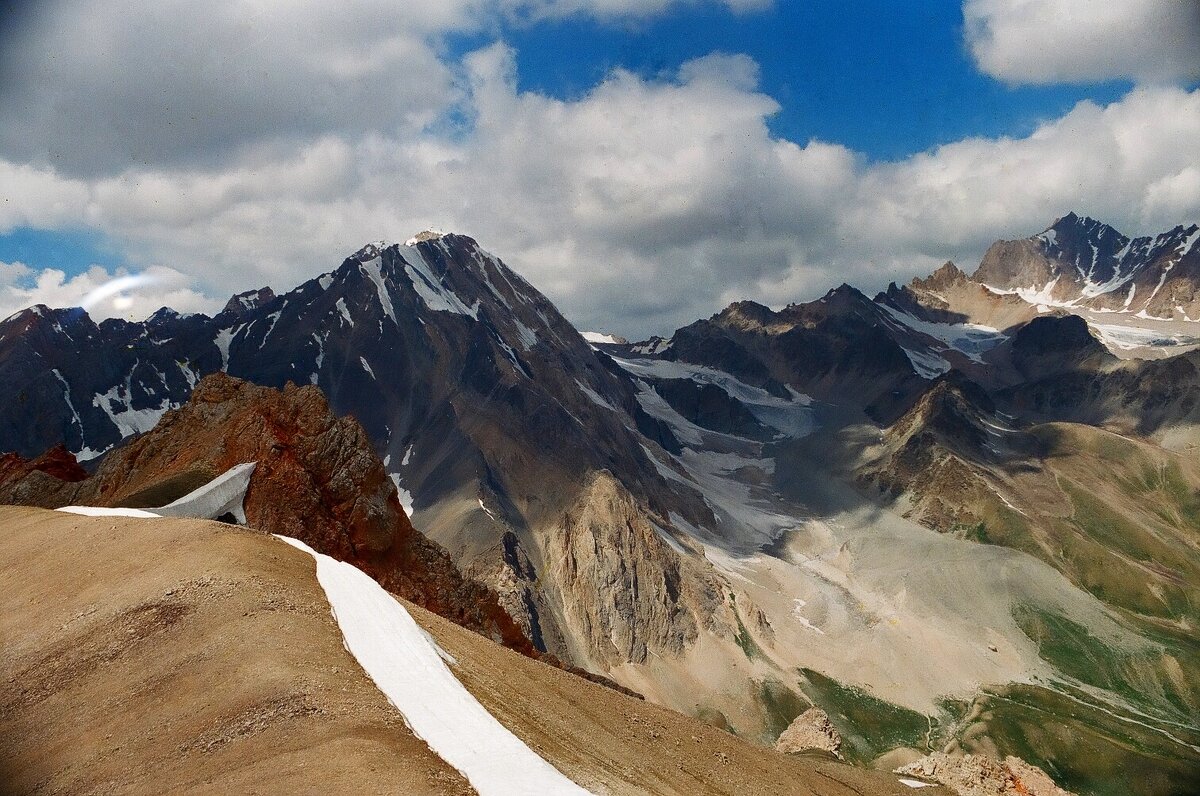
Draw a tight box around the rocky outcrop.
[775,707,842,758]
[0,444,89,508]
[896,752,1074,796]
[544,471,702,668]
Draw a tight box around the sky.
[0,0,1198,337]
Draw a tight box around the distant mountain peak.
[912,261,968,292]
[221,287,276,316]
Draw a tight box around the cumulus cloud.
[1,2,1198,337]
[964,0,1200,85]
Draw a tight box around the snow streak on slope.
[615,356,817,438]
[274,535,591,796]
[57,506,161,518]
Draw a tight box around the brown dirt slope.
[0,506,934,796]
[412,598,927,796]
[0,505,472,795]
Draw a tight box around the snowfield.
[275,535,591,796]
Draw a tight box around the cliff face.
[543,472,703,668]
[0,373,534,655]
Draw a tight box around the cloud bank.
[1,1,1197,336]
[964,0,1200,85]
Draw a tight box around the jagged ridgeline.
[1,219,1198,795]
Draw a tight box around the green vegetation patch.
[753,678,809,743]
[794,668,930,764]
[1013,603,1196,722]
[951,683,1200,796]
[728,592,763,660]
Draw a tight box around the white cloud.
[964,0,1200,85]
[0,262,219,323]
[0,4,1197,337]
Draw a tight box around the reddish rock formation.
[0,444,89,483]
[0,444,90,508]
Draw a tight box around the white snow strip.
[51,369,89,456]
[335,298,353,326]
[360,257,399,325]
[581,331,621,345]
[273,535,589,796]
[360,356,376,380]
[575,379,617,412]
[57,506,161,518]
[898,779,937,789]
[260,310,283,346]
[478,498,497,521]
[791,598,826,635]
[399,246,478,318]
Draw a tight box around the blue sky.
[459,1,1134,161]
[0,0,1197,333]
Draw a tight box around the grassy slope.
[860,421,1200,792]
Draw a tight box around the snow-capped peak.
[351,240,396,262]
[405,229,447,247]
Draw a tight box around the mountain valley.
[2,215,1198,795]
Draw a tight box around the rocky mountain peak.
[912,261,969,292]
[713,300,778,332]
[405,229,447,246]
[221,286,276,316]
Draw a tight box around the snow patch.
[900,347,951,379]
[214,326,237,369]
[156,463,256,523]
[878,305,1006,363]
[273,535,589,796]
[57,506,160,518]
[360,257,399,325]
[399,246,478,319]
[898,779,937,789]
[93,379,172,439]
[615,356,816,439]
[335,298,353,326]
[581,331,621,345]
[390,474,414,517]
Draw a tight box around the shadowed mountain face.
[1,218,1199,794]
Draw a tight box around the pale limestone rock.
[775,707,842,758]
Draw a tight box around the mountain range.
[1,216,1198,795]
